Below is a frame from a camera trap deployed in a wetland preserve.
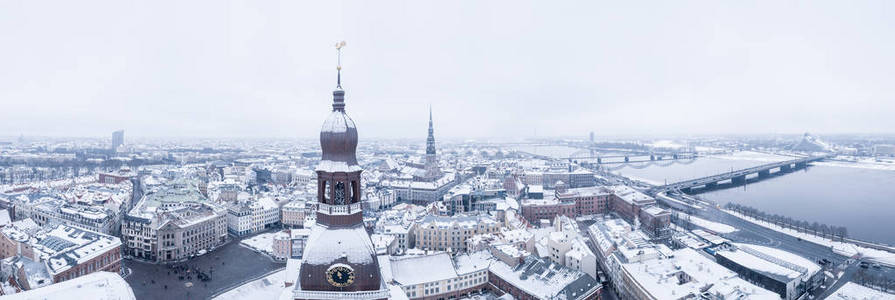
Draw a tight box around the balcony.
[317,202,363,216]
[292,289,390,299]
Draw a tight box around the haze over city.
[2,1,895,300]
[2,0,894,139]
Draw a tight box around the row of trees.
[724,202,849,241]
[856,268,895,294]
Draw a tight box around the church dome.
[317,89,361,173]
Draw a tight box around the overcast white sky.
[1,1,893,139]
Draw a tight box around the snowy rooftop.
[454,251,493,275]
[43,225,121,274]
[301,224,376,266]
[716,243,820,281]
[488,255,599,299]
[380,172,456,190]
[417,214,497,230]
[389,252,458,286]
[560,186,610,198]
[606,185,654,205]
[622,248,778,300]
[691,229,728,245]
[128,182,213,220]
[641,205,668,216]
[3,271,134,300]
[520,197,563,206]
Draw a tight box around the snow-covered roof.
[3,271,134,300]
[622,248,777,300]
[488,255,599,299]
[454,251,493,275]
[606,185,654,205]
[301,224,376,266]
[389,252,458,286]
[716,243,820,281]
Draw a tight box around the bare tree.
[811,222,820,236]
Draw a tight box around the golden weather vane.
[335,41,346,88]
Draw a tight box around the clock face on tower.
[326,264,355,287]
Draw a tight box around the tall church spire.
[426,105,436,155]
[423,105,441,181]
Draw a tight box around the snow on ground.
[683,214,737,233]
[817,156,895,172]
[240,232,277,255]
[647,140,685,149]
[708,151,793,163]
[725,210,895,267]
[828,282,895,300]
[694,146,725,153]
[212,269,286,300]
[612,173,663,186]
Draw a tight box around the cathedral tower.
[293,42,387,300]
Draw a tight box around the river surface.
[514,145,895,245]
[613,151,895,246]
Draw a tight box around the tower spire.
[426,105,436,155]
[332,41,347,112]
[335,41,346,89]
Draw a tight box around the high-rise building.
[112,130,124,150]
[291,44,389,300]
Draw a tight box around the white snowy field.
[619,173,663,186]
[707,150,794,163]
[212,269,286,300]
[683,214,737,234]
[817,156,895,172]
[240,232,277,255]
[725,210,895,267]
[828,282,895,300]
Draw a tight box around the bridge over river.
[650,154,835,194]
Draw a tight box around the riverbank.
[724,209,895,268]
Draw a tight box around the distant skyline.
[2,1,894,139]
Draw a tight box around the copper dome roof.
[317,89,361,173]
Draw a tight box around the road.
[124,233,285,300]
[692,204,895,298]
[575,218,619,300]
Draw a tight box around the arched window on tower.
[334,182,346,205]
[324,180,332,203]
[349,180,357,203]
